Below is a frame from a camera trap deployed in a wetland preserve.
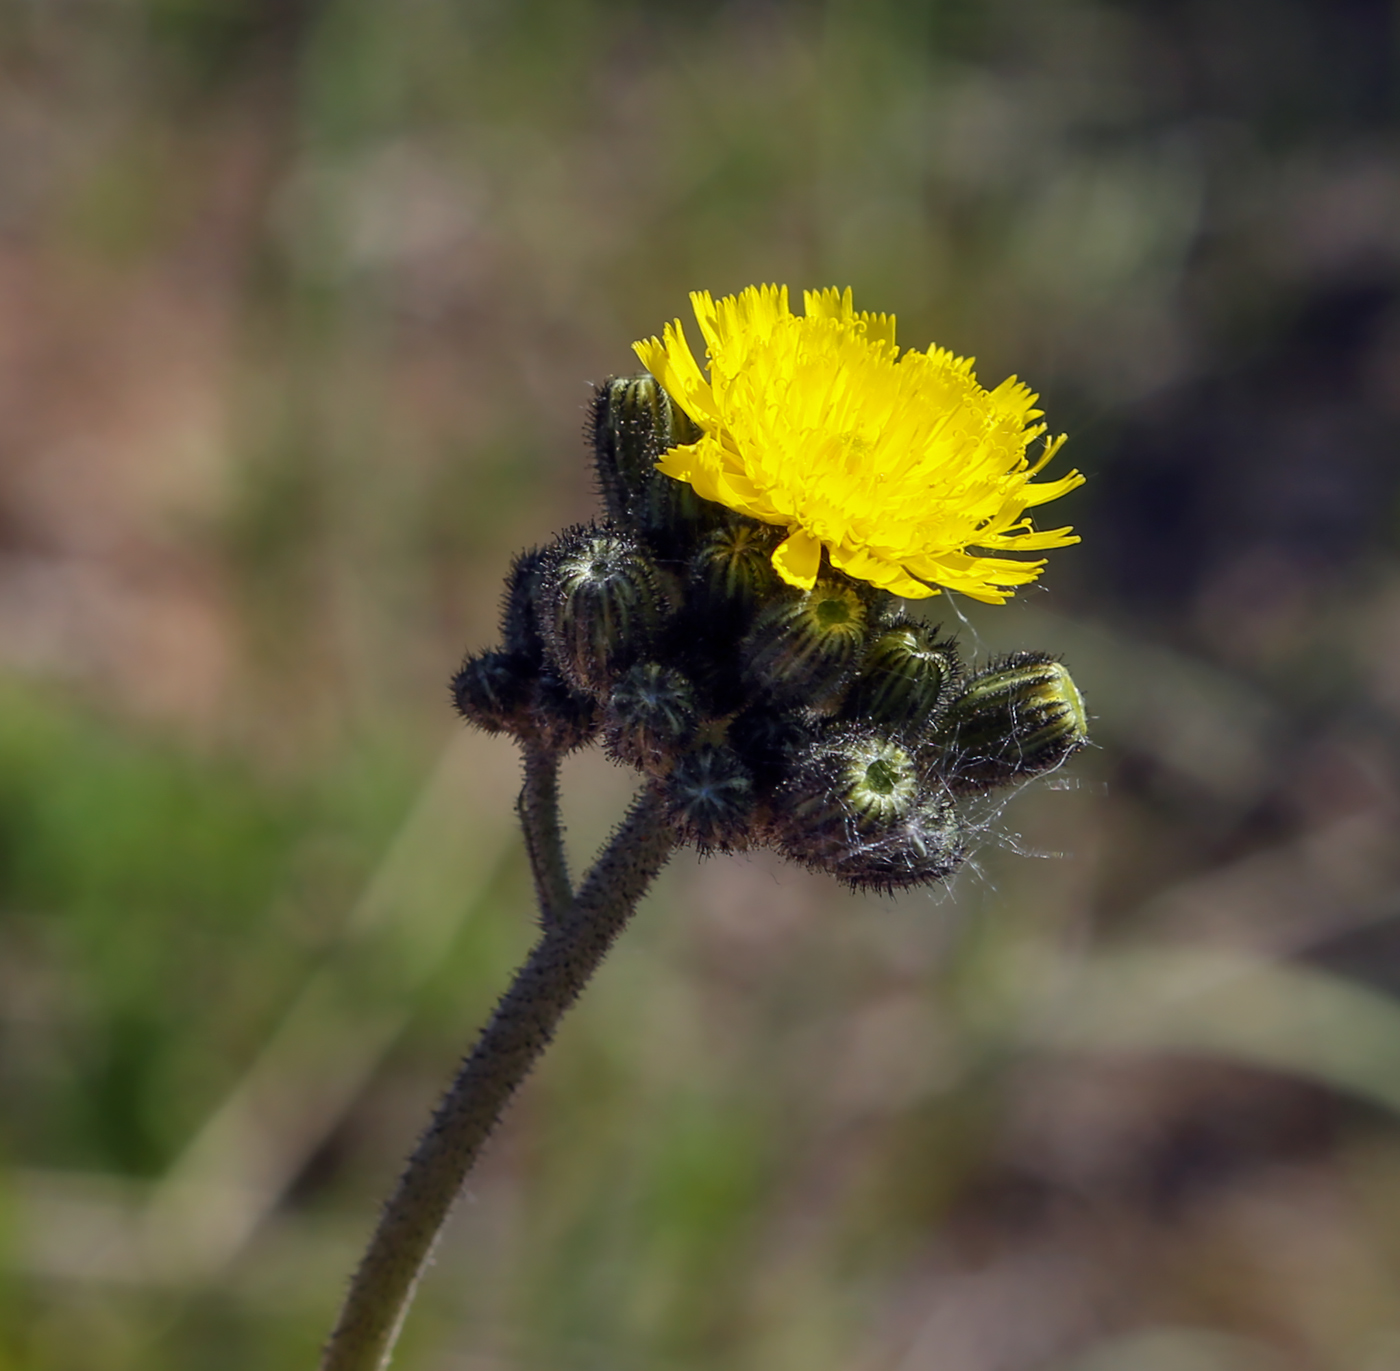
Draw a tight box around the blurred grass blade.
[137,728,520,1280]
[1035,947,1400,1115]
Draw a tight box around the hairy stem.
[320,785,676,1371]
[517,744,572,925]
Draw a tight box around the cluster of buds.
[453,376,1088,892]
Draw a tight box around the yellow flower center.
[633,285,1084,603]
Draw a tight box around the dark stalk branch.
[517,744,572,925]
[320,786,676,1371]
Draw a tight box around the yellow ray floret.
[632,285,1084,603]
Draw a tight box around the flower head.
[633,285,1084,603]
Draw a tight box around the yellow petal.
[802,287,896,348]
[634,286,1082,604]
[828,543,935,599]
[770,528,823,589]
[633,322,718,426]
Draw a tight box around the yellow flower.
[632,285,1084,603]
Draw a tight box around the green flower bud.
[741,579,869,706]
[663,744,755,852]
[774,727,920,845]
[688,521,783,620]
[831,792,966,893]
[541,526,666,697]
[771,725,964,888]
[452,650,535,736]
[936,653,1089,792]
[591,374,721,553]
[843,621,963,735]
[604,662,699,773]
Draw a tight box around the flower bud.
[936,653,1088,792]
[591,374,720,553]
[532,669,602,754]
[774,727,920,846]
[741,579,868,706]
[688,521,783,621]
[771,726,964,889]
[663,744,755,852]
[452,651,600,752]
[832,792,966,893]
[727,702,818,789]
[604,662,699,773]
[452,650,536,736]
[540,526,666,697]
[842,621,962,735]
[498,546,551,662]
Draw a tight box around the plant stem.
[517,744,572,925]
[320,785,676,1371]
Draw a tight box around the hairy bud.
[770,727,963,888]
[532,669,602,754]
[774,728,920,841]
[663,744,755,852]
[831,792,966,893]
[843,621,962,735]
[499,546,552,662]
[937,653,1089,792]
[591,374,720,553]
[604,662,699,773]
[452,651,599,752]
[452,650,536,736]
[541,527,666,697]
[727,702,818,789]
[689,521,783,621]
[741,579,868,706]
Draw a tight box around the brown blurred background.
[3,0,1400,1367]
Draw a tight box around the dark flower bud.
[851,580,904,632]
[741,579,868,707]
[540,527,666,697]
[499,546,552,662]
[663,744,755,852]
[727,702,819,790]
[604,662,699,773]
[532,669,602,754]
[936,653,1088,792]
[591,374,720,553]
[452,650,536,736]
[688,521,783,620]
[843,621,963,735]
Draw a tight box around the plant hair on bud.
[770,726,965,891]
[935,652,1089,793]
[741,577,869,707]
[829,792,966,894]
[452,650,537,736]
[663,744,755,852]
[604,662,699,773]
[772,726,919,848]
[499,546,553,662]
[591,375,721,557]
[843,620,964,737]
[540,525,667,698]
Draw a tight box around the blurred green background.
[3,0,1400,1367]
